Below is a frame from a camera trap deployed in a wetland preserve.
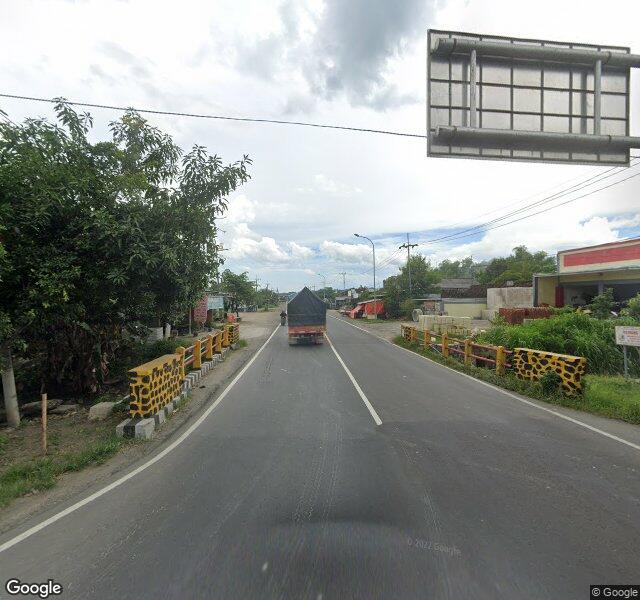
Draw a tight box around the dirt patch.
[0,311,278,534]
[0,408,123,475]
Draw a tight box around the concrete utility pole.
[339,272,347,291]
[399,233,419,295]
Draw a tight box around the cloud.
[234,0,430,111]
[320,240,372,264]
[297,173,362,196]
[289,241,314,259]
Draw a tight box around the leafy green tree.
[221,270,255,313]
[436,257,481,280]
[383,255,439,317]
[477,246,555,286]
[0,101,250,402]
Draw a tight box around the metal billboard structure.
[427,29,640,165]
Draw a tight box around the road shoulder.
[0,314,279,536]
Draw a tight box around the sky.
[1,0,640,292]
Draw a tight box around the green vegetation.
[0,100,250,398]
[477,311,639,376]
[394,336,640,425]
[588,288,616,319]
[0,436,124,508]
[381,246,556,318]
[237,339,249,349]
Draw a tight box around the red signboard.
[192,296,209,323]
[562,242,640,268]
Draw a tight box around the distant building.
[534,237,640,308]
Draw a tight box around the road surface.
[1,316,639,599]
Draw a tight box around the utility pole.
[399,233,418,295]
[339,271,347,291]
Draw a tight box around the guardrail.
[402,324,510,377]
[400,324,586,395]
[128,324,241,418]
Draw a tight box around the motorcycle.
[280,314,287,326]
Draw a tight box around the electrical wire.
[421,169,640,247]
[0,93,427,140]
[419,159,640,247]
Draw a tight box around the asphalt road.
[1,316,639,599]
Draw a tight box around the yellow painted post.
[496,346,506,375]
[222,326,230,347]
[410,327,417,343]
[205,335,214,360]
[442,333,449,358]
[423,329,428,347]
[193,339,202,369]
[464,339,472,366]
[175,347,186,379]
[215,331,222,353]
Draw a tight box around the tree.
[0,101,250,402]
[383,255,439,317]
[221,270,255,313]
[436,257,481,280]
[477,246,555,286]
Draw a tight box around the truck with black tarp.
[287,287,326,345]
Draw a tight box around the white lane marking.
[329,315,640,453]
[325,333,382,426]
[0,325,282,555]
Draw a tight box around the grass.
[0,435,124,508]
[394,336,640,425]
[237,339,248,349]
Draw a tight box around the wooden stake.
[41,393,48,455]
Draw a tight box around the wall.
[487,287,533,310]
[443,300,487,319]
[559,239,640,273]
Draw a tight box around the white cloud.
[320,240,371,264]
[289,241,314,259]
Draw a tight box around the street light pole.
[354,233,376,297]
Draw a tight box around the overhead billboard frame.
[427,29,640,166]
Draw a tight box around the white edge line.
[325,333,382,426]
[329,315,640,453]
[0,325,282,555]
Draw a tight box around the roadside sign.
[615,325,640,379]
[427,29,639,165]
[615,326,640,347]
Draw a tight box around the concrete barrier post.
[423,330,429,348]
[175,346,186,379]
[464,339,472,366]
[410,327,417,343]
[215,331,223,354]
[205,335,214,360]
[193,339,202,369]
[496,346,506,375]
[222,327,230,347]
[442,333,449,358]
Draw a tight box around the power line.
[422,169,640,247]
[419,158,640,247]
[0,93,427,140]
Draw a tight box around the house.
[534,237,640,308]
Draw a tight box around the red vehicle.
[287,287,326,345]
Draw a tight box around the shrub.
[540,371,563,395]
[588,288,615,319]
[622,292,640,319]
[400,299,417,319]
[478,311,638,375]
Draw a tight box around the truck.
[287,287,326,345]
